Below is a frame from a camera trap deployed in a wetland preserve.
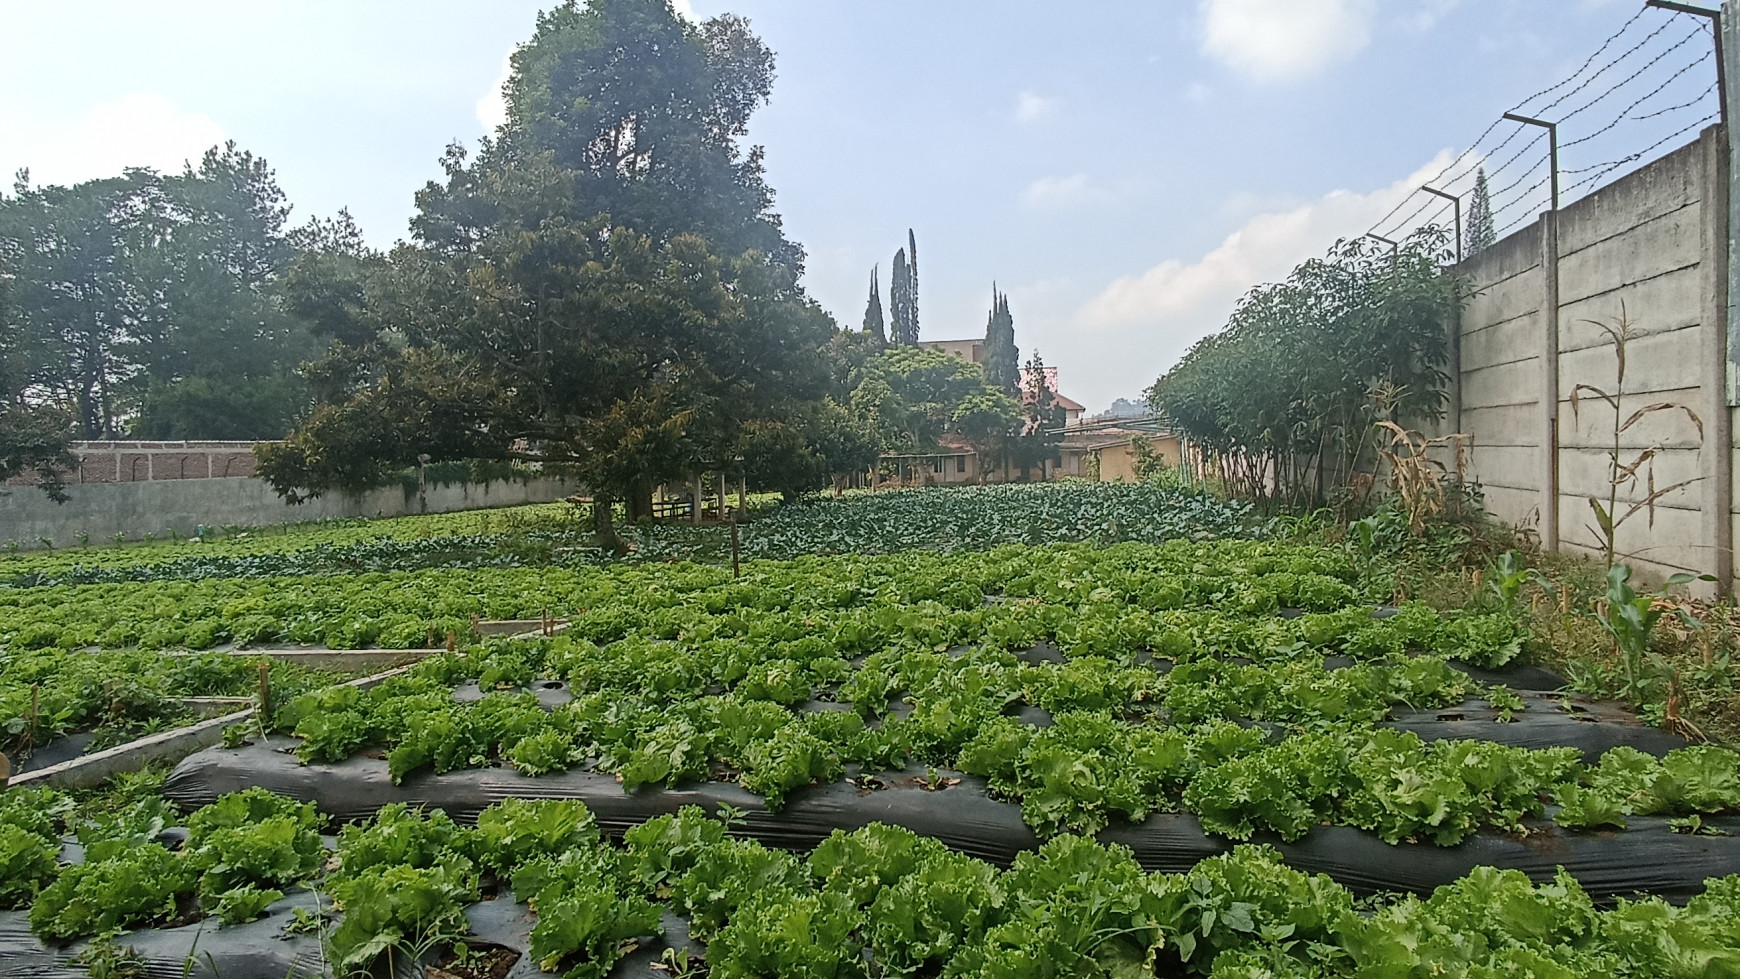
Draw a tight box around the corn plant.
[1373,421,1471,535]
[1597,564,1707,707]
[1569,311,1703,569]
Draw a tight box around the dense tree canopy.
[1148,229,1461,507]
[0,145,316,441]
[257,0,836,543]
[0,273,76,500]
[849,346,1018,465]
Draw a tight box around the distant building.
[921,338,985,364]
[1057,427,1181,482]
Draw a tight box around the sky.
[0,0,1720,412]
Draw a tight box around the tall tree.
[848,346,1013,452]
[889,247,913,345]
[862,265,886,344]
[0,268,75,500]
[130,144,318,438]
[0,170,153,438]
[258,0,833,549]
[982,284,1018,393]
[886,229,920,345]
[906,228,919,343]
[1466,167,1495,257]
[1008,351,1064,480]
[0,146,316,440]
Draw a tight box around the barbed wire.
[1369,5,1721,251]
[1563,110,1720,192]
[1494,173,1557,237]
[1632,80,1717,121]
[1555,21,1706,128]
[1511,6,1651,112]
[1364,6,1684,239]
[1535,13,1688,119]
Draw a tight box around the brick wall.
[5,441,259,486]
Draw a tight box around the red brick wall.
[5,441,261,486]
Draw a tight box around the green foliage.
[327,863,475,973]
[1596,564,1705,705]
[862,266,887,344]
[29,842,195,939]
[982,286,1019,393]
[471,798,599,878]
[260,2,829,516]
[1466,167,1496,255]
[889,234,919,346]
[0,825,61,908]
[208,884,285,927]
[12,786,1740,975]
[523,850,663,979]
[0,401,77,502]
[1150,228,1461,508]
[851,345,1017,453]
[1,145,315,441]
[185,788,323,901]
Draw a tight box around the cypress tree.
[983,284,1019,393]
[906,228,919,344]
[890,247,913,345]
[863,265,886,344]
[1466,168,1496,256]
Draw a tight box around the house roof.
[1058,426,1173,452]
[1054,393,1085,412]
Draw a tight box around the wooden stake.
[446,630,458,652]
[257,663,271,721]
[731,519,741,578]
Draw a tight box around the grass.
[1337,497,1740,748]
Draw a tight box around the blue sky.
[0,0,1718,411]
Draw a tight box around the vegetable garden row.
[0,484,1249,587]
[1,486,1737,977]
[6,789,1739,979]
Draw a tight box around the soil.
[430,943,522,979]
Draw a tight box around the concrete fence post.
[1539,209,1561,552]
[1701,124,1735,595]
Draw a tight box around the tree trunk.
[593,496,625,555]
[627,477,653,523]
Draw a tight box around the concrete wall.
[1449,126,1734,592]
[0,475,580,549]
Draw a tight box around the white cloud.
[1014,91,1060,123]
[477,53,514,133]
[1199,0,1377,81]
[1021,173,1103,209]
[1070,152,1454,390]
[671,0,696,20]
[2,93,225,187]
[1402,0,1464,33]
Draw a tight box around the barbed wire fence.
[1365,3,1723,257]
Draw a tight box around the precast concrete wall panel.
[1448,125,1731,594]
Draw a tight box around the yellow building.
[1057,427,1182,482]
